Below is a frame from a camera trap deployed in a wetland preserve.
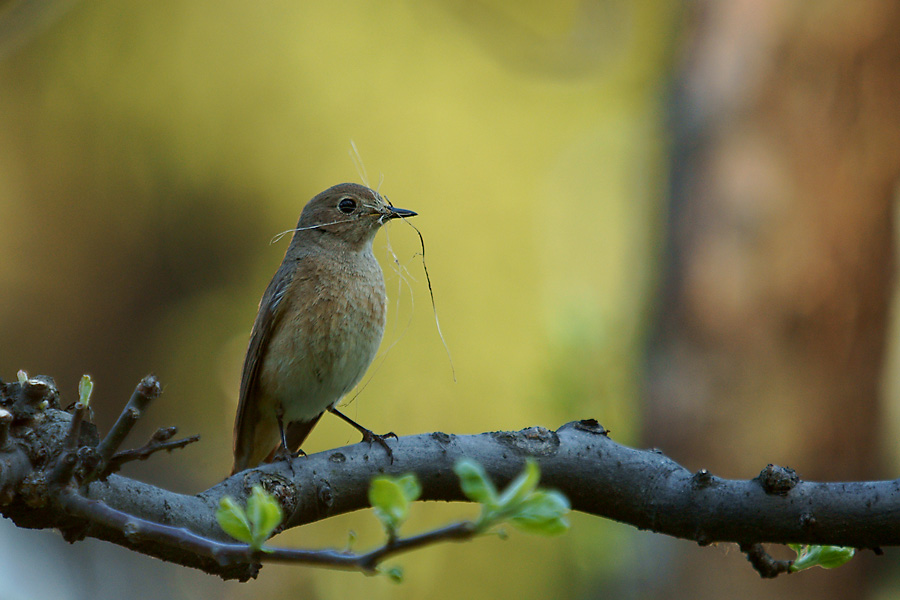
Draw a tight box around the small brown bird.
[232,183,416,474]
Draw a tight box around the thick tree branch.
[0,376,897,581]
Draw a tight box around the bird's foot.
[273,446,307,463]
[359,428,396,463]
[328,407,396,463]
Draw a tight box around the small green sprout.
[369,474,422,537]
[454,459,570,536]
[789,544,855,572]
[78,375,94,407]
[216,485,283,552]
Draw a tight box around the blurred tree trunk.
[644,2,900,598]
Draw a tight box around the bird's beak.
[387,207,417,219]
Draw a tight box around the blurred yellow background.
[0,1,677,598]
[10,1,900,599]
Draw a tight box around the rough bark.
[1,378,898,581]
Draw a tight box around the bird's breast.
[259,250,387,421]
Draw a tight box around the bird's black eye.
[338,198,357,214]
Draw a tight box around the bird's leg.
[328,407,396,462]
[274,405,306,461]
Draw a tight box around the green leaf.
[381,565,404,583]
[790,545,855,572]
[455,459,571,538]
[508,490,571,536]
[815,546,855,569]
[370,476,412,534]
[16,370,27,384]
[454,459,498,505]
[395,474,422,503]
[246,485,283,550]
[216,496,252,544]
[78,375,94,407]
[495,459,540,510]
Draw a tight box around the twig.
[57,489,478,578]
[741,543,793,578]
[87,375,161,481]
[102,432,200,477]
[65,402,88,451]
[46,449,78,487]
[351,522,475,571]
[46,400,89,487]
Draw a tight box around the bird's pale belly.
[259,275,387,422]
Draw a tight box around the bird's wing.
[232,263,293,473]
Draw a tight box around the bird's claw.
[274,446,307,463]
[360,429,396,463]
